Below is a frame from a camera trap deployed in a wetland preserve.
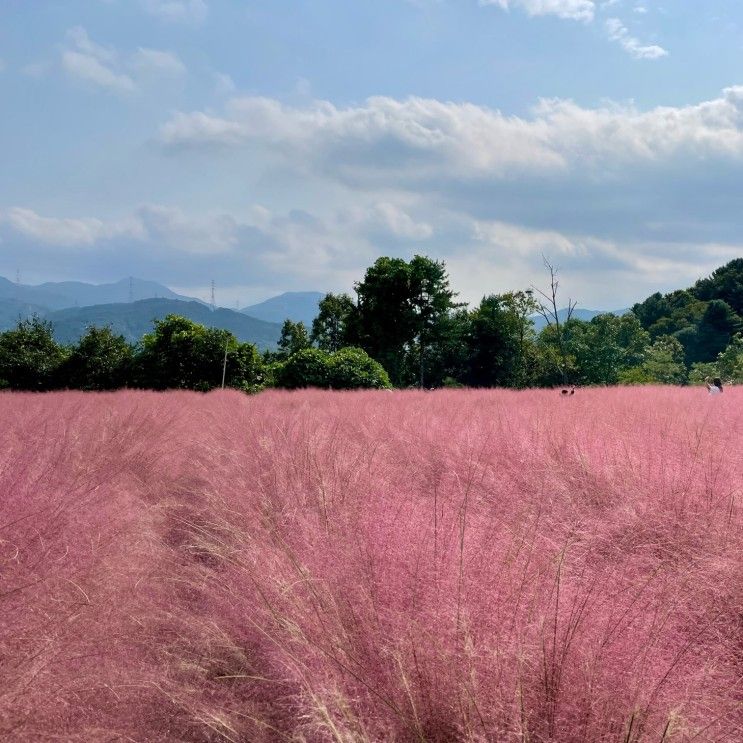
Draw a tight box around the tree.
[135,314,263,391]
[277,320,311,359]
[694,258,743,316]
[275,348,331,389]
[465,292,538,387]
[531,258,577,384]
[716,334,743,382]
[327,347,391,389]
[640,336,686,384]
[354,256,459,387]
[311,293,358,352]
[572,313,650,385]
[694,300,742,363]
[61,326,134,390]
[0,316,66,390]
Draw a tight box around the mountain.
[45,299,282,349]
[0,276,199,311]
[0,298,50,330]
[530,307,629,331]
[241,291,325,327]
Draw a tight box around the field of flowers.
[1,387,741,742]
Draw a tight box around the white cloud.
[606,17,668,59]
[59,27,186,93]
[159,88,743,183]
[0,207,142,246]
[61,50,136,93]
[130,48,186,77]
[214,72,236,96]
[141,0,208,24]
[480,0,595,22]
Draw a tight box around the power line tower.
[210,280,216,312]
[128,276,134,303]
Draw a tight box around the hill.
[530,307,628,331]
[0,276,198,311]
[241,291,324,327]
[45,298,282,349]
[0,298,50,329]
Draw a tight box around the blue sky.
[1,0,742,308]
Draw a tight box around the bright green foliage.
[275,348,330,389]
[571,313,650,385]
[62,326,134,390]
[327,347,391,389]
[688,362,719,385]
[639,335,687,384]
[276,346,391,389]
[277,320,311,359]
[716,334,743,382]
[135,314,263,392]
[0,316,67,390]
[311,293,357,352]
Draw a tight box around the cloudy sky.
[1,1,742,309]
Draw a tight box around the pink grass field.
[1,388,742,742]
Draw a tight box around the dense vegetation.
[1,257,742,391]
[2,388,741,741]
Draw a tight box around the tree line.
[1,256,742,392]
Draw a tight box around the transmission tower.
[210,280,216,312]
[128,276,134,303]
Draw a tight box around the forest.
[1,257,741,392]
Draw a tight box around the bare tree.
[531,256,577,385]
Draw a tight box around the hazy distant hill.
[0,298,50,330]
[0,276,198,311]
[241,291,324,327]
[46,299,282,349]
[531,307,629,331]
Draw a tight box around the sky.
[1,0,742,309]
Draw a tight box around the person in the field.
[705,377,723,395]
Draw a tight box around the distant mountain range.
[0,277,326,348]
[530,307,629,331]
[241,291,325,327]
[0,276,197,310]
[46,299,282,349]
[0,275,629,348]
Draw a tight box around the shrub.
[275,347,331,388]
[327,346,391,389]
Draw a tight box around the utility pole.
[221,337,229,389]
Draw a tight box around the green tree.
[640,335,687,384]
[275,348,330,389]
[0,316,66,390]
[61,326,134,390]
[693,258,743,316]
[311,293,357,352]
[572,313,650,385]
[465,291,538,387]
[277,320,311,359]
[694,299,742,362]
[327,347,391,389]
[135,314,263,391]
[716,334,743,382]
[355,256,459,387]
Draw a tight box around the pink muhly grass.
[0,386,741,741]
